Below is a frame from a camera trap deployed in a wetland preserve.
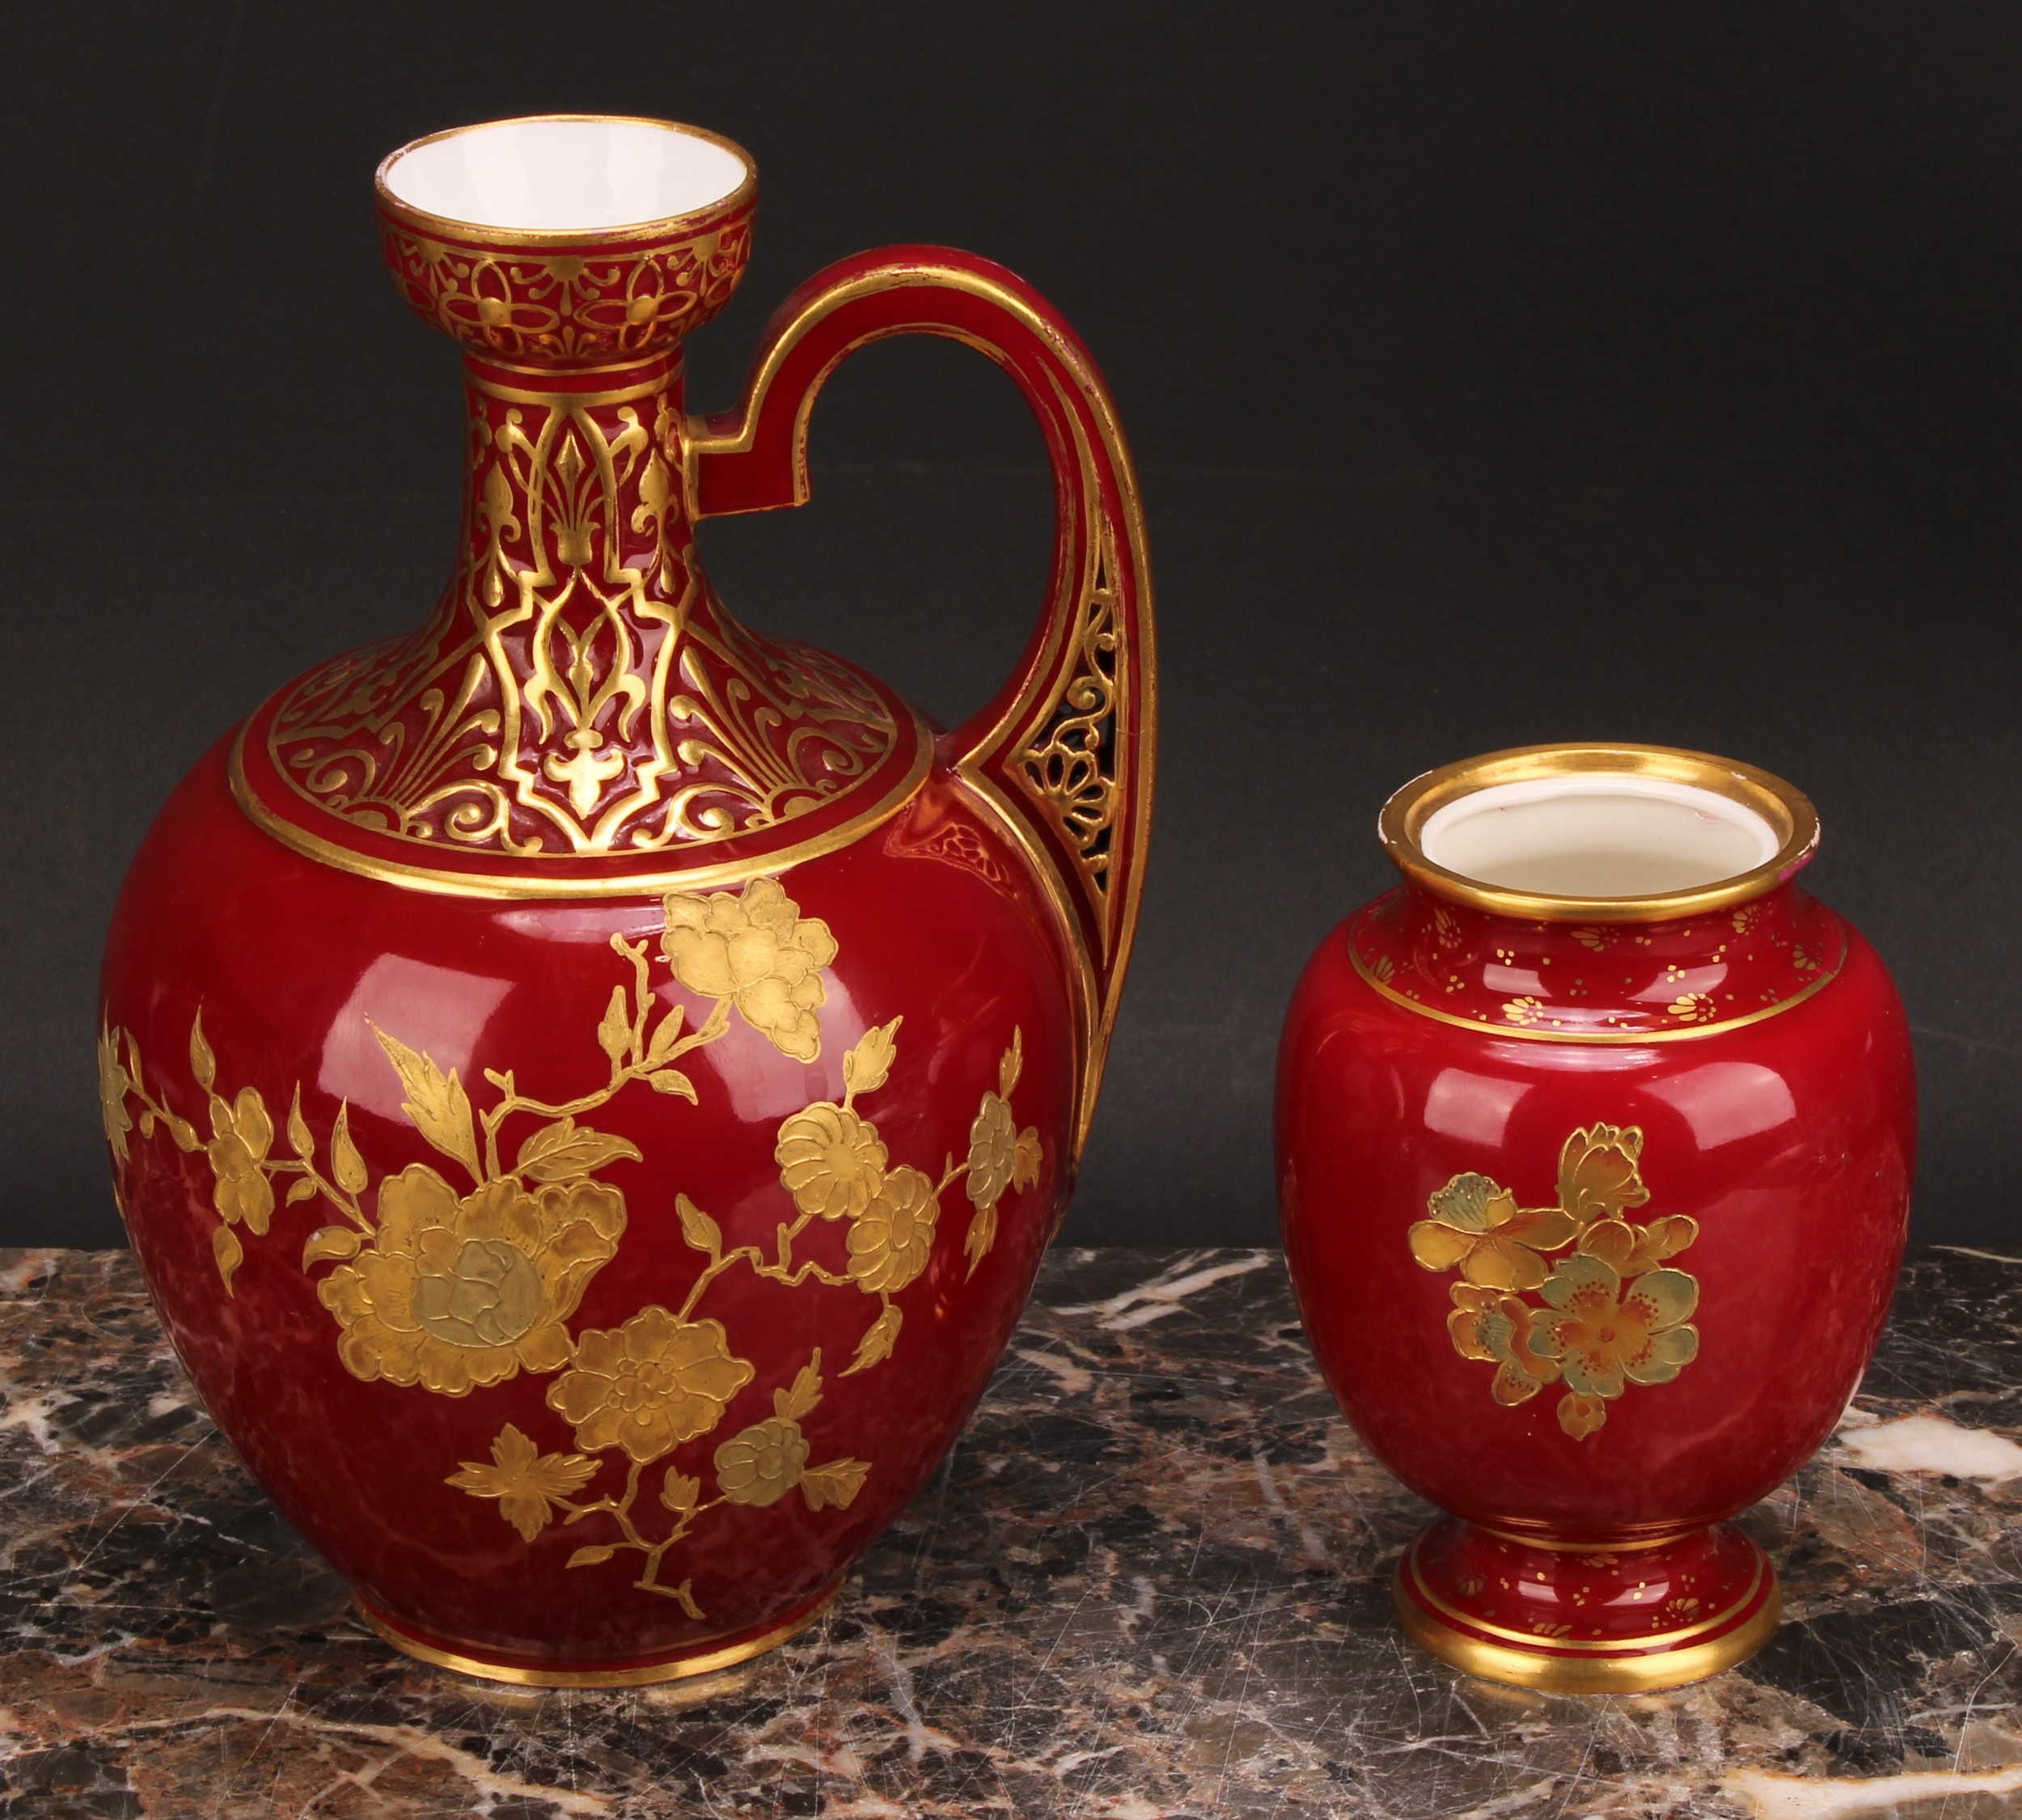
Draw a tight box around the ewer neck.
[229,345,927,896]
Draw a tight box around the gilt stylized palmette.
[264,378,898,861]
[263,380,899,859]
[100,878,1043,1617]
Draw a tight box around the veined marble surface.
[2,1245,2020,1818]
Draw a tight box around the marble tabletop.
[2,1244,2021,1818]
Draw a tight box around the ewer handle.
[688,245,1155,1166]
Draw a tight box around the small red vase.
[1276,744,1914,1691]
[96,115,1154,1685]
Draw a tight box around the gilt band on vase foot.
[1391,1518,1781,1693]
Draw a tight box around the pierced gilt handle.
[687,245,1155,1168]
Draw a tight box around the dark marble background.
[2,1242,2020,1817]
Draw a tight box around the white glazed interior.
[382,119,747,231]
[1419,775,1780,897]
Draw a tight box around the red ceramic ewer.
[97,115,1154,1685]
[1277,744,1914,1691]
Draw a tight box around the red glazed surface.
[104,738,1073,1666]
[95,118,1155,1677]
[1277,880,1916,1536]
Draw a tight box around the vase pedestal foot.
[1393,1516,1779,1693]
[353,1579,842,1688]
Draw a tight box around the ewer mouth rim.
[374,112,758,248]
[1378,742,1821,924]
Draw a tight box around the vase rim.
[375,113,757,246]
[1378,743,1820,924]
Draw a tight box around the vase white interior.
[1418,775,1782,898]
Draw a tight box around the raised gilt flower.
[846,1165,938,1294]
[1558,1391,1609,1440]
[661,877,838,1061]
[1409,1173,1576,1292]
[446,1423,597,1541]
[319,1165,624,1395]
[966,1095,1019,1209]
[547,1306,754,1463]
[713,1416,810,1507]
[207,1086,275,1234]
[97,1027,132,1164]
[1529,1252,1699,1435]
[1577,1213,1698,1278]
[1555,1124,1649,1228]
[1448,1284,1563,1406]
[775,1103,886,1220]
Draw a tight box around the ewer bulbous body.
[97,116,1155,1685]
[1276,745,1913,1693]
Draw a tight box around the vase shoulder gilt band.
[1352,743,1843,1044]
